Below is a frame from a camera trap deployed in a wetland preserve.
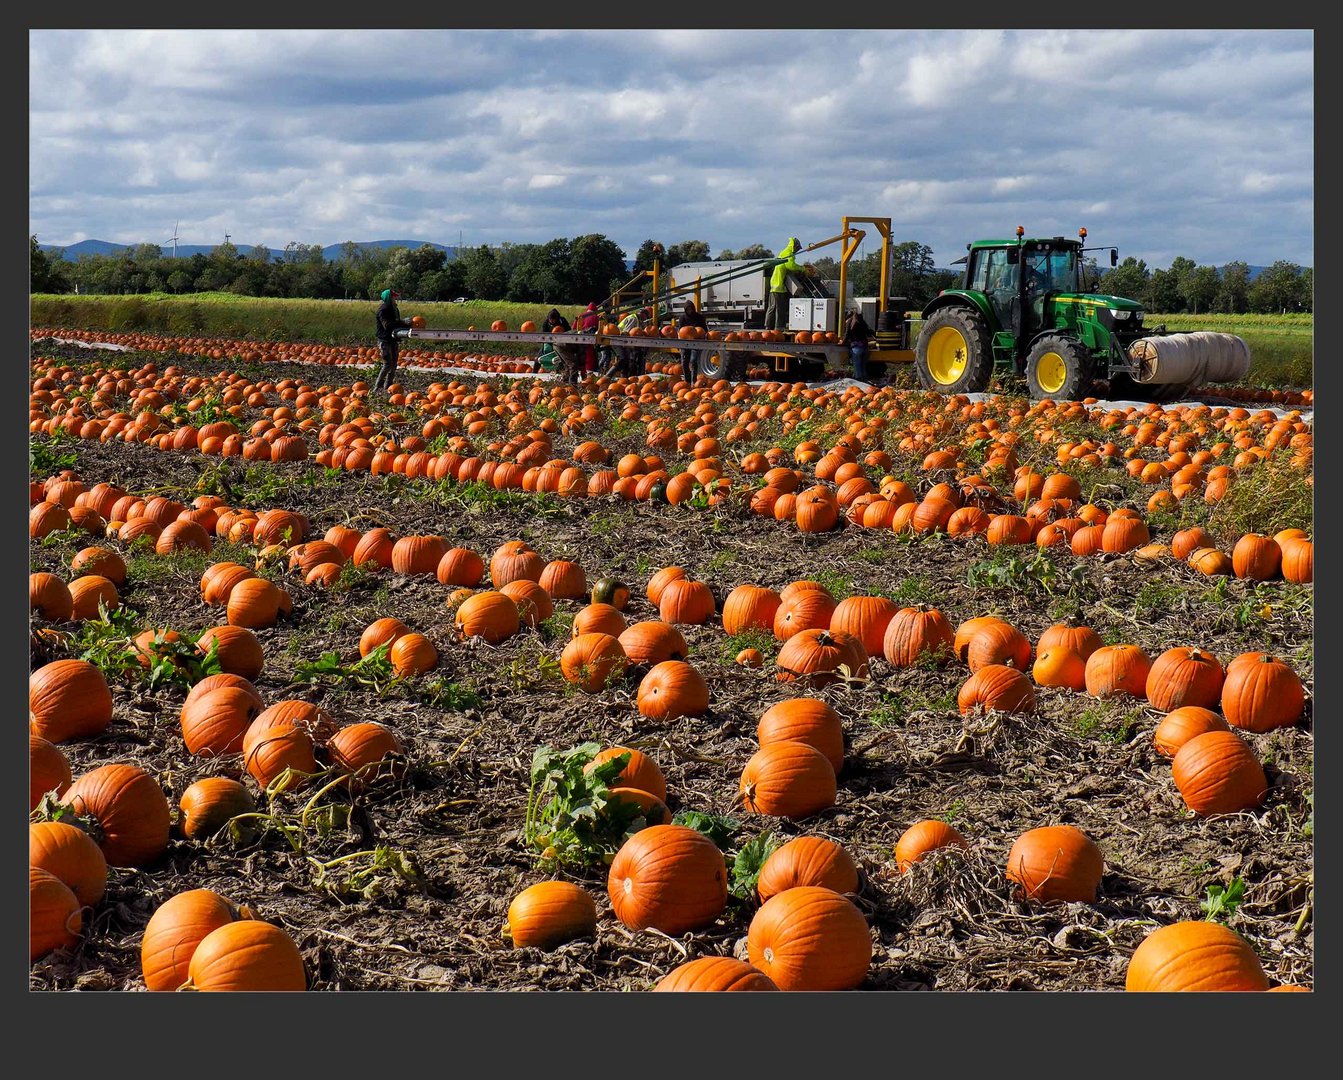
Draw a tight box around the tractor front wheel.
[1026,335,1093,401]
[915,306,994,393]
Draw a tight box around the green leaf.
[729,831,782,902]
[1201,877,1247,922]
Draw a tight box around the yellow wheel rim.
[926,326,969,385]
[1036,351,1068,394]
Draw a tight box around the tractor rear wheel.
[915,306,994,393]
[1026,334,1093,401]
[697,350,746,382]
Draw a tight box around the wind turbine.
[165,221,180,258]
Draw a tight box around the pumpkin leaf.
[1201,876,1247,922]
[729,831,782,902]
[673,809,739,850]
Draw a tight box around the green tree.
[1144,268,1182,313]
[1182,265,1220,314]
[888,241,936,300]
[569,234,628,304]
[1100,256,1150,303]
[30,236,70,293]
[460,245,507,300]
[632,239,665,274]
[166,270,192,294]
[1247,261,1307,314]
[1212,262,1250,314]
[665,240,711,266]
[1167,256,1197,312]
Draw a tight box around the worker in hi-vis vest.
[764,236,801,331]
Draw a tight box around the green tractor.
[913,228,1249,401]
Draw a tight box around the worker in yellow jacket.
[764,236,801,331]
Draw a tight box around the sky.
[28,29,1314,270]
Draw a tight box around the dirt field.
[29,349,1313,992]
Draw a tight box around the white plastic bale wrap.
[1128,332,1252,384]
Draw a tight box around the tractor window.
[971,249,1013,293]
[1024,248,1079,293]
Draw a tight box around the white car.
[451,296,469,304]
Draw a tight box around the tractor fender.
[921,290,995,326]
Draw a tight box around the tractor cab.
[964,234,1086,344]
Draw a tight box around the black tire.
[697,350,746,381]
[1025,334,1093,401]
[914,306,994,393]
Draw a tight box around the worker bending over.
[764,236,802,331]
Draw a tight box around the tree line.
[30,234,1311,315]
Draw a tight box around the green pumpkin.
[648,482,669,505]
[591,578,631,611]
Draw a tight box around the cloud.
[28,29,1313,269]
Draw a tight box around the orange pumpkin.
[755,836,859,901]
[746,886,871,991]
[894,819,968,873]
[606,825,728,934]
[1125,921,1269,991]
[1006,825,1103,903]
[504,881,597,950]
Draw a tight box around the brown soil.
[29,349,1313,992]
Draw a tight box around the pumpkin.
[391,534,448,575]
[201,563,256,606]
[30,500,72,538]
[1171,526,1213,561]
[226,577,290,629]
[500,579,554,627]
[747,886,871,991]
[756,698,844,774]
[187,919,306,991]
[1125,921,1269,992]
[359,617,410,657]
[775,629,868,687]
[607,825,728,934]
[739,742,837,818]
[436,547,485,587]
[756,836,859,901]
[538,559,587,600]
[637,660,709,720]
[61,763,172,868]
[1032,646,1087,690]
[242,701,333,790]
[591,577,631,610]
[654,956,779,992]
[1220,654,1305,732]
[1279,538,1312,584]
[68,574,119,620]
[572,603,627,638]
[964,620,1032,673]
[605,786,672,826]
[1153,707,1230,757]
[504,881,597,950]
[178,778,256,840]
[618,621,688,666]
[1172,730,1267,815]
[829,596,899,657]
[561,633,629,693]
[1100,516,1150,553]
[1084,644,1152,699]
[1231,533,1282,580]
[882,606,954,667]
[155,519,212,555]
[1146,647,1225,711]
[179,686,260,756]
[894,819,968,872]
[773,589,838,641]
[658,578,717,625]
[737,648,764,667]
[352,527,396,568]
[645,566,688,605]
[30,866,82,962]
[141,889,241,991]
[584,747,667,802]
[455,590,521,644]
[326,722,406,789]
[957,664,1035,714]
[29,734,72,812]
[722,585,782,636]
[29,659,114,743]
[1036,622,1102,662]
[1006,825,1104,903]
[389,632,438,676]
[195,625,265,681]
[490,540,545,588]
[1188,546,1233,576]
[30,820,108,908]
[70,546,128,585]
[30,572,74,621]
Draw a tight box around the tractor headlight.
[1109,308,1132,320]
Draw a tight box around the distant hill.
[38,239,460,262]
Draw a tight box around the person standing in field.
[764,236,802,332]
[543,307,581,386]
[373,288,412,396]
[677,299,708,385]
[575,301,601,375]
[841,307,874,384]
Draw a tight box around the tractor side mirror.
[1110,249,1118,267]
[1007,248,1019,265]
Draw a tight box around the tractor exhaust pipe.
[1127,331,1252,385]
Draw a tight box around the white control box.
[788,298,836,332]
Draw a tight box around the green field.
[31,293,1312,387]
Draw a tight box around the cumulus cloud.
[28,28,1313,268]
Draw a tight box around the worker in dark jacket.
[842,308,874,383]
[543,308,581,386]
[677,299,708,385]
[373,288,412,395]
